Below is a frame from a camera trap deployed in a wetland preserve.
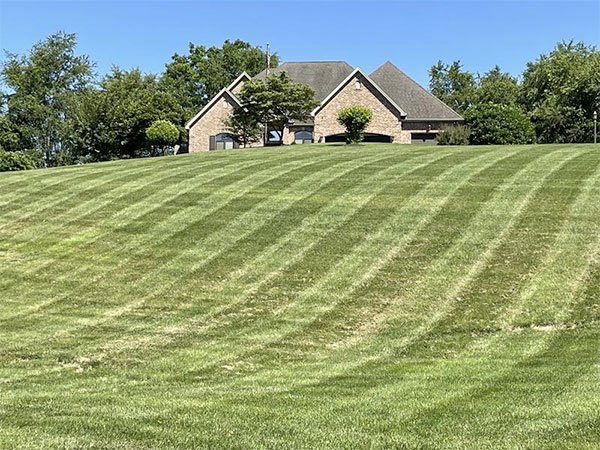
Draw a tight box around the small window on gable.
[355,79,362,90]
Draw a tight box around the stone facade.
[188,94,239,153]
[313,73,404,143]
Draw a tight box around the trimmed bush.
[466,103,535,145]
[146,120,180,155]
[337,106,373,144]
[437,125,471,145]
[0,150,36,172]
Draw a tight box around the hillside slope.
[1,144,599,449]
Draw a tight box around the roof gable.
[311,67,407,118]
[185,72,250,130]
[369,61,463,121]
[184,88,241,130]
[227,72,251,93]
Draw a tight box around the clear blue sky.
[1,0,599,87]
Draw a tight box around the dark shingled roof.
[369,61,463,121]
[255,61,354,102]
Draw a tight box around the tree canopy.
[430,41,600,144]
[161,39,278,118]
[1,32,94,165]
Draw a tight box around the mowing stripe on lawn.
[272,145,549,352]
[0,152,291,296]
[242,145,578,391]
[0,153,332,332]
[0,152,318,323]
[48,151,405,349]
[314,148,600,441]
[84,149,449,358]
[156,149,508,377]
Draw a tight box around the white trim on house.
[184,89,242,130]
[311,67,408,118]
[227,71,251,91]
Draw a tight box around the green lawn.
[1,143,599,449]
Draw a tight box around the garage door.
[411,133,438,145]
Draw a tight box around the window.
[354,79,362,90]
[268,130,281,143]
[294,130,313,144]
[215,133,235,150]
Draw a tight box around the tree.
[161,40,278,117]
[337,106,373,144]
[69,68,184,161]
[429,60,477,113]
[476,66,519,106]
[1,32,94,165]
[224,107,262,148]
[520,41,600,143]
[146,120,179,155]
[237,72,318,145]
[466,103,535,145]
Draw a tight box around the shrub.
[337,106,373,144]
[466,103,535,145]
[437,125,471,145]
[146,120,180,155]
[0,150,36,172]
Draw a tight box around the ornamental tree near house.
[223,107,262,148]
[146,119,179,155]
[237,72,318,145]
[337,106,373,144]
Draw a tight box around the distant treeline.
[0,32,598,168]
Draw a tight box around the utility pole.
[264,43,271,146]
[266,42,271,76]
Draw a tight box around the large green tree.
[236,72,318,145]
[520,41,600,143]
[429,60,477,113]
[1,32,94,165]
[161,40,278,117]
[476,66,519,106]
[69,68,184,161]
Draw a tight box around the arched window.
[294,130,313,144]
[215,133,235,150]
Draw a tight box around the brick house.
[185,61,463,152]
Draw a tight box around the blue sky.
[1,0,599,87]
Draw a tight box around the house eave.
[403,117,464,122]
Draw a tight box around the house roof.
[187,61,463,128]
[369,61,463,121]
[255,61,355,101]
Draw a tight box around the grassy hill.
[1,143,599,449]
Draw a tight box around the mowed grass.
[0,143,599,449]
